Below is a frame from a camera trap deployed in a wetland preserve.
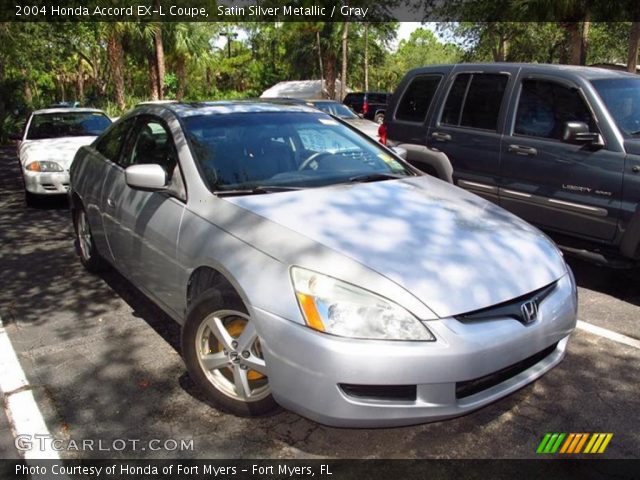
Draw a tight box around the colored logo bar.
[537,433,613,454]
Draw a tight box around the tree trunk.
[316,30,324,97]
[176,56,186,101]
[107,31,126,111]
[153,5,165,99]
[340,22,349,101]
[580,19,590,65]
[75,59,84,103]
[565,22,582,65]
[148,51,159,100]
[492,35,508,62]
[628,22,640,73]
[324,53,336,100]
[21,69,33,106]
[364,24,369,91]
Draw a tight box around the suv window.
[396,75,442,123]
[124,117,179,180]
[95,118,134,162]
[441,73,508,131]
[343,93,362,104]
[368,93,387,104]
[515,79,596,140]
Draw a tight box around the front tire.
[25,191,39,208]
[182,288,277,416]
[73,206,104,273]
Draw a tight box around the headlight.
[25,161,64,172]
[291,267,435,341]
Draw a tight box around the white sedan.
[18,108,111,206]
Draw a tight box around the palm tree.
[167,23,212,100]
[104,23,127,110]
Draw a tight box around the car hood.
[343,117,379,139]
[20,137,97,169]
[224,176,567,318]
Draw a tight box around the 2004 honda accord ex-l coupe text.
[69,101,577,427]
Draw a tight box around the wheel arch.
[186,266,245,310]
[619,204,640,259]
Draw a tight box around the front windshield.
[312,102,358,119]
[591,78,640,136]
[27,112,112,140]
[183,111,412,192]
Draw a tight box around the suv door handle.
[106,198,115,208]
[431,132,452,142]
[508,145,538,156]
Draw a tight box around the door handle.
[508,145,538,156]
[431,132,452,142]
[106,198,115,208]
[633,165,640,173]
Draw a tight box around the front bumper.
[253,273,577,427]
[23,170,70,195]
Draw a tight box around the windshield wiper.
[214,185,304,197]
[346,172,409,184]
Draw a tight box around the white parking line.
[0,316,61,461]
[577,320,640,350]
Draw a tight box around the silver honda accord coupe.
[69,102,577,427]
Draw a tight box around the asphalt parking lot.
[0,146,639,460]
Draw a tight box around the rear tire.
[182,288,277,417]
[73,206,104,273]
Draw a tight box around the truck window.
[514,79,595,140]
[441,73,508,131]
[396,75,442,123]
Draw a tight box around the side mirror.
[391,146,408,159]
[562,121,604,148]
[125,164,167,191]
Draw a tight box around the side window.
[124,117,178,181]
[514,79,596,140]
[441,73,508,131]
[396,75,443,123]
[95,119,134,162]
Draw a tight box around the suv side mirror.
[391,146,408,159]
[125,164,167,191]
[562,121,604,148]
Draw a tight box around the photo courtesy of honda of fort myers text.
[1,0,640,479]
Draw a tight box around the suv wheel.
[182,288,277,416]
[374,112,385,124]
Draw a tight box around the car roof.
[407,63,639,81]
[32,108,107,115]
[137,100,320,118]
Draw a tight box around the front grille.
[340,384,417,402]
[456,281,557,325]
[455,342,558,399]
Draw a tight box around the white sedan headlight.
[25,161,64,172]
[291,267,435,341]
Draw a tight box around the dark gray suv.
[382,63,640,266]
